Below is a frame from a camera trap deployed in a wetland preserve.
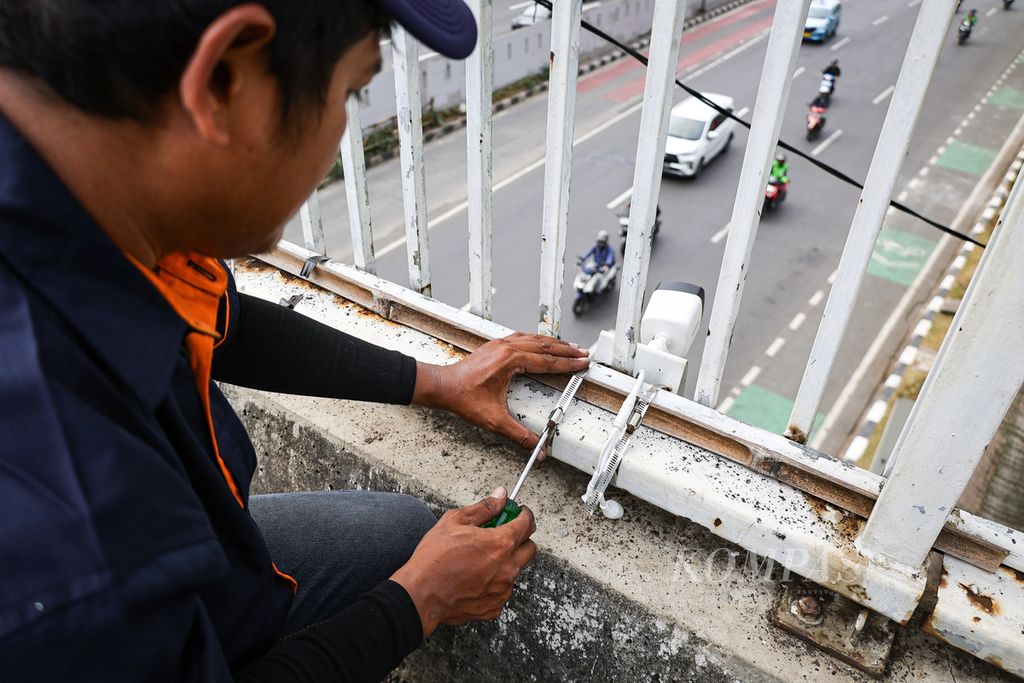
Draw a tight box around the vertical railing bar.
[392,27,432,296]
[340,96,376,275]
[537,0,583,337]
[692,0,811,403]
[786,0,957,440]
[857,170,1024,569]
[299,189,326,255]
[610,0,689,373]
[466,0,494,319]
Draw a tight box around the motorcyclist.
[964,8,978,26]
[769,153,790,200]
[809,93,830,110]
[582,230,616,272]
[822,59,841,79]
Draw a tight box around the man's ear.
[179,4,276,145]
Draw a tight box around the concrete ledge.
[227,388,1009,682]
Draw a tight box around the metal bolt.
[791,595,825,626]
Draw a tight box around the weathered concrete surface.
[227,388,1012,682]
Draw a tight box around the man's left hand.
[412,333,589,456]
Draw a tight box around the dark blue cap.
[381,0,479,59]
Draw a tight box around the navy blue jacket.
[0,113,422,680]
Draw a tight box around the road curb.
[843,152,1024,464]
[362,0,757,169]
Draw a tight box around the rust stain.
[713,517,722,528]
[958,582,999,615]
[433,338,466,359]
[939,567,949,589]
[1012,567,1024,584]
[972,616,981,623]
[785,424,807,444]
[549,50,555,69]
[800,491,827,518]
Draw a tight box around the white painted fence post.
[693,0,811,405]
[466,0,494,319]
[392,27,432,296]
[611,0,689,373]
[340,96,376,274]
[857,170,1024,569]
[537,0,583,337]
[299,190,326,255]
[787,0,958,439]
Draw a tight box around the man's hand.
[390,488,537,636]
[412,333,589,455]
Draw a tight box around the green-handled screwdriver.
[482,366,590,528]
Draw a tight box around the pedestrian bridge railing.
[258,0,1023,675]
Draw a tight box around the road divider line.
[710,222,731,244]
[788,312,807,331]
[740,365,762,387]
[827,269,837,285]
[792,66,806,80]
[811,128,843,157]
[897,190,909,202]
[872,84,895,105]
[606,186,633,210]
[908,0,921,6]
[986,6,997,16]
[830,36,851,51]
[930,155,939,165]
[808,290,825,307]
[717,396,736,414]
[872,15,890,26]
[919,166,929,177]
[736,106,750,118]
[765,337,786,358]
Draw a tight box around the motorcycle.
[617,206,662,256]
[763,178,788,212]
[572,256,618,316]
[1005,0,1014,9]
[806,105,827,141]
[958,20,972,44]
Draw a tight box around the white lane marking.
[710,223,731,244]
[792,66,806,80]
[954,127,963,136]
[946,136,955,145]
[789,312,807,331]
[929,155,939,165]
[872,15,890,26]
[886,206,895,216]
[811,129,843,157]
[808,290,825,307]
[717,396,736,414]
[967,112,976,120]
[830,36,852,51]
[736,106,751,118]
[766,337,786,358]
[376,28,770,258]
[986,6,997,16]
[897,190,909,202]
[740,366,762,387]
[866,400,888,424]
[827,269,838,285]
[919,166,929,177]
[974,104,983,112]
[908,177,921,189]
[872,85,895,105]
[606,186,633,210]
[908,0,921,6]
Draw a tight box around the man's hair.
[0,1,392,121]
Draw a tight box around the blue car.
[804,0,841,43]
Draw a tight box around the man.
[822,59,841,79]
[581,230,616,272]
[770,152,790,200]
[0,1,589,681]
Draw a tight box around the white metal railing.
[280,0,1024,675]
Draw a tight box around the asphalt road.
[285,0,1024,455]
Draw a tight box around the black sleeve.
[213,293,418,405]
[234,580,423,683]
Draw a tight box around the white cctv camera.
[641,282,704,358]
[589,282,705,393]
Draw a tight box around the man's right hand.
[390,488,537,637]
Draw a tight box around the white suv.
[663,94,736,178]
